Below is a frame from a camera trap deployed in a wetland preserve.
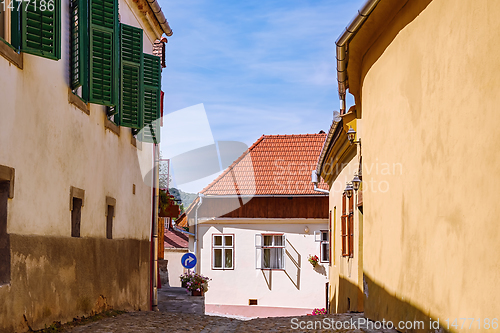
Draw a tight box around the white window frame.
[255,233,286,270]
[212,234,234,270]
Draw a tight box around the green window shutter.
[70,0,88,95]
[20,0,61,60]
[141,54,161,144]
[88,0,118,105]
[118,24,143,129]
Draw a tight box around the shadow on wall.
[337,273,449,333]
[284,239,301,289]
[337,276,364,314]
[262,269,272,290]
[260,238,302,291]
[313,264,327,276]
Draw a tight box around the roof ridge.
[200,135,266,194]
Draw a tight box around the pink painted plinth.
[205,304,313,318]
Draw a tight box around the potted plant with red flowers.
[308,255,319,267]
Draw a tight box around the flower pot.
[192,290,204,296]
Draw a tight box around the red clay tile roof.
[201,134,329,196]
[164,229,189,249]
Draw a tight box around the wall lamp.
[344,182,354,198]
[347,127,361,144]
[352,173,361,191]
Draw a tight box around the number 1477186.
[1,0,55,12]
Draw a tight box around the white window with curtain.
[212,234,234,270]
[255,234,286,270]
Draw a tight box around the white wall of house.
[196,219,329,317]
[164,249,189,287]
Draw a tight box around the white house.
[187,134,330,318]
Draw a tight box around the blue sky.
[159,0,362,147]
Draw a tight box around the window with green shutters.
[88,0,118,105]
[119,24,143,129]
[70,0,88,94]
[141,54,161,144]
[11,0,61,60]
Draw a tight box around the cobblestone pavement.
[66,287,397,333]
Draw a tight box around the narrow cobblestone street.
[64,287,396,333]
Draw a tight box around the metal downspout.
[336,0,381,114]
[311,170,330,194]
[151,144,160,311]
[193,193,203,272]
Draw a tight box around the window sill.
[0,38,23,69]
[68,89,90,115]
[105,117,120,137]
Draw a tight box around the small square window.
[106,205,114,239]
[71,198,82,238]
[105,196,116,239]
[70,186,85,238]
[0,181,11,285]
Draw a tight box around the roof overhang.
[130,0,173,39]
[336,0,434,112]
[316,107,358,185]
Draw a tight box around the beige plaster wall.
[0,0,155,240]
[327,152,363,314]
[0,236,150,332]
[360,0,500,329]
[0,0,160,331]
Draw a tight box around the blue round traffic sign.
[181,253,197,269]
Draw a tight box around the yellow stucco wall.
[359,0,500,330]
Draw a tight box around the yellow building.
[318,0,500,331]
[0,0,171,331]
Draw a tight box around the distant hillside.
[168,188,197,211]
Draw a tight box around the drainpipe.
[151,144,160,311]
[311,170,330,194]
[193,193,204,272]
[336,0,381,114]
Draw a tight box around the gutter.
[146,0,173,37]
[336,0,381,113]
[173,224,195,237]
